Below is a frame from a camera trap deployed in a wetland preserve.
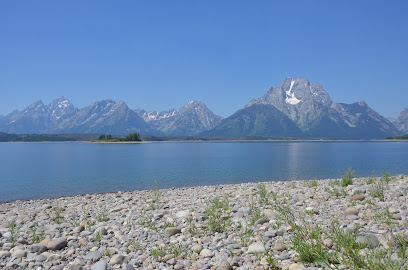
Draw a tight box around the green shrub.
[204,197,230,233]
[341,168,354,187]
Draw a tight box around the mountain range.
[0,77,407,139]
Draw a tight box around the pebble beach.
[1,174,407,270]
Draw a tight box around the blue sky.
[0,1,407,118]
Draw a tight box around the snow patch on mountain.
[285,79,302,105]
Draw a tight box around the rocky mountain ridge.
[0,98,222,136]
[0,77,407,138]
[206,77,402,139]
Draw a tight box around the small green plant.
[8,219,20,243]
[45,207,64,224]
[369,180,385,201]
[163,221,175,229]
[264,251,283,270]
[325,186,347,198]
[150,245,167,258]
[381,171,392,183]
[374,208,393,226]
[257,182,270,204]
[253,252,263,262]
[169,243,183,257]
[30,226,45,243]
[204,196,231,233]
[186,218,199,236]
[304,179,318,188]
[235,223,253,247]
[128,240,140,251]
[287,182,297,189]
[68,218,80,227]
[249,207,267,226]
[103,249,111,257]
[329,179,341,187]
[341,168,354,187]
[95,211,109,222]
[93,231,102,242]
[228,248,235,258]
[366,172,376,185]
[152,181,161,202]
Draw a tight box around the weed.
[68,218,80,227]
[95,211,109,222]
[169,243,183,257]
[374,208,393,226]
[366,172,376,185]
[325,186,347,198]
[128,240,140,251]
[401,174,405,180]
[103,249,110,257]
[8,219,20,243]
[253,252,263,262]
[187,218,199,236]
[45,207,64,224]
[369,180,386,201]
[264,251,283,270]
[204,196,231,233]
[287,182,297,189]
[257,182,270,204]
[329,179,341,187]
[93,231,102,242]
[381,171,392,183]
[235,223,253,247]
[151,245,166,258]
[341,168,354,187]
[30,226,45,243]
[249,207,267,226]
[164,221,175,229]
[228,248,235,258]
[304,179,318,188]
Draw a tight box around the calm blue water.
[0,141,407,202]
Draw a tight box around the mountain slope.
[203,104,301,137]
[395,107,408,134]
[0,97,77,134]
[56,100,153,134]
[210,77,399,139]
[137,101,223,136]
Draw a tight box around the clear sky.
[0,1,407,118]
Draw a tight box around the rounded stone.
[91,260,107,270]
[273,242,285,252]
[12,249,27,258]
[247,242,266,254]
[109,254,125,265]
[47,238,68,251]
[356,234,379,248]
[200,249,214,258]
[164,227,181,237]
[344,207,359,215]
[191,244,203,253]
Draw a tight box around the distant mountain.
[203,104,301,137]
[395,107,408,134]
[55,100,153,134]
[0,98,221,136]
[208,77,399,139]
[0,80,403,138]
[136,101,223,136]
[0,97,77,134]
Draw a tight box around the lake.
[1,141,407,202]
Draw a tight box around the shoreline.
[0,174,405,204]
[1,175,407,269]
